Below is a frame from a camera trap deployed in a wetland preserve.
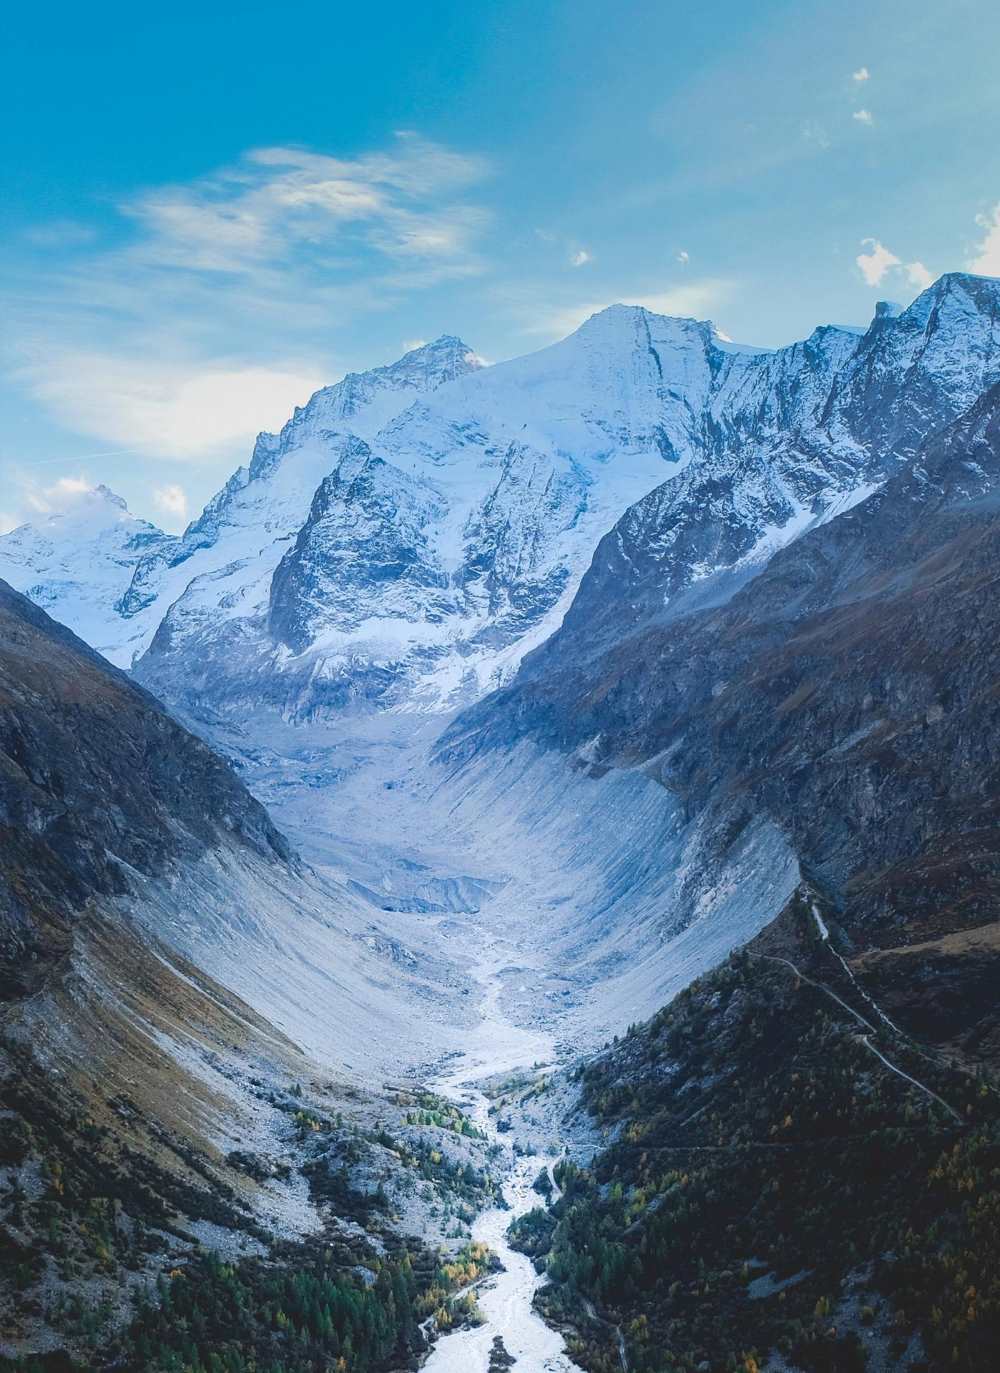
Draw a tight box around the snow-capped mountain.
[4,274,1000,724]
[0,484,175,664]
[112,334,484,666]
[455,273,1000,684]
[132,309,739,718]
[0,337,480,675]
[137,274,1000,722]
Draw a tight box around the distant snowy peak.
[246,334,483,483]
[0,485,173,663]
[126,273,1000,719]
[514,273,1000,675]
[9,273,1000,717]
[107,336,485,662]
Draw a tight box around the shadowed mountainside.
[443,381,1000,1058]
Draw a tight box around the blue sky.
[2,0,1000,531]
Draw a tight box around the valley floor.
[221,708,788,1070]
[218,711,619,1370]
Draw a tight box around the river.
[422,925,587,1373]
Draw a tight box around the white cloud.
[25,355,328,460]
[5,134,495,467]
[852,66,870,82]
[402,338,428,353]
[853,109,874,126]
[905,261,934,289]
[153,483,188,525]
[121,136,490,275]
[676,249,690,264]
[528,280,731,339]
[856,238,901,286]
[25,475,94,515]
[969,204,1000,275]
[856,239,936,293]
[0,511,17,535]
[570,249,592,267]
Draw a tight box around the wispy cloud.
[3,134,493,463]
[120,135,490,275]
[852,108,874,126]
[22,220,101,250]
[20,353,328,460]
[152,482,188,527]
[969,204,1000,275]
[24,474,95,515]
[676,249,690,264]
[570,248,592,267]
[852,66,870,83]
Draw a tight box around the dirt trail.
[761,936,964,1127]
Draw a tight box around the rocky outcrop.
[268,438,451,653]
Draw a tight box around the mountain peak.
[578,302,669,330]
[570,301,714,345]
[907,270,1000,317]
[28,482,141,532]
[385,332,484,381]
[409,333,478,358]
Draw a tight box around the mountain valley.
[3,274,1000,1372]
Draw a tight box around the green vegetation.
[0,1239,494,1372]
[510,920,1000,1373]
[0,1036,498,1371]
[393,1088,484,1140]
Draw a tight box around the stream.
[422,927,587,1373]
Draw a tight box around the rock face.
[445,372,1000,1051]
[502,273,1000,671]
[268,439,451,651]
[0,578,289,1000]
